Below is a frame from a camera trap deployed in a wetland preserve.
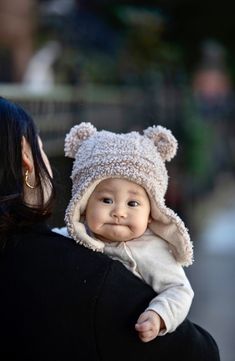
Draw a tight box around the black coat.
[0,223,220,361]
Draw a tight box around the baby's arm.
[127,235,194,341]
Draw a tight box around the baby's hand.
[135,310,164,342]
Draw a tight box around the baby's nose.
[111,205,127,218]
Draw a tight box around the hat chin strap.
[68,180,107,252]
[71,218,105,252]
[149,219,193,267]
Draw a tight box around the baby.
[58,122,194,342]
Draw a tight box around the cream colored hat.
[64,122,193,266]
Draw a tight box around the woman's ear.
[148,216,152,224]
[21,136,34,172]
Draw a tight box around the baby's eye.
[102,198,113,204]
[128,200,139,207]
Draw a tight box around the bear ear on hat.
[64,122,97,158]
[143,125,178,161]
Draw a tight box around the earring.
[24,169,35,189]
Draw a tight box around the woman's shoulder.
[7,223,113,273]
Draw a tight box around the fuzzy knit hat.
[64,122,193,266]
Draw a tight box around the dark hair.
[0,97,55,249]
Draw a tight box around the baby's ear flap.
[143,125,178,161]
[64,122,97,158]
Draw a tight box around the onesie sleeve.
[126,235,194,335]
[95,260,219,361]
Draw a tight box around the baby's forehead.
[94,178,148,197]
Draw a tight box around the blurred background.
[0,1,234,359]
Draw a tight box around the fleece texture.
[64,122,193,266]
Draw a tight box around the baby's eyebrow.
[127,190,148,200]
[95,188,113,194]
[95,188,145,197]
[127,191,140,196]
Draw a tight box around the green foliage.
[70,5,184,85]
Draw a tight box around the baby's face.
[85,178,151,243]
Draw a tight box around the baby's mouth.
[108,222,126,226]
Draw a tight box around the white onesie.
[102,229,194,335]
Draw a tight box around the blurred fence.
[0,83,184,156]
[0,83,188,226]
[0,85,79,156]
